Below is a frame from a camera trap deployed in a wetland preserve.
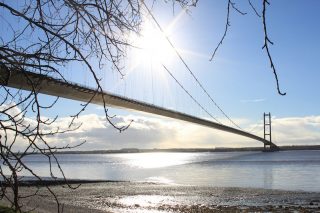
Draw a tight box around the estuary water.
[13,150,320,192]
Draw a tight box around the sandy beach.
[1,181,320,212]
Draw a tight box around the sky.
[2,0,320,150]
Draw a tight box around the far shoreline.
[52,145,320,155]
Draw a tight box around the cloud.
[2,104,320,151]
[240,98,266,103]
[245,115,320,146]
[272,116,320,145]
[37,113,273,150]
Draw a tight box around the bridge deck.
[0,67,278,148]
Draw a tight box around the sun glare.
[131,19,174,65]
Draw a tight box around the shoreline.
[54,146,320,154]
[0,179,128,187]
[3,178,320,193]
[1,181,319,212]
[18,146,320,155]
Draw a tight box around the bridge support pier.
[263,142,279,152]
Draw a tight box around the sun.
[130,19,174,65]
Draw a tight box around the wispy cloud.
[240,98,266,103]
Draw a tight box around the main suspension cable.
[142,2,242,129]
[162,65,221,124]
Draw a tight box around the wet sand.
[1,181,320,212]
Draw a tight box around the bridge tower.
[263,112,278,151]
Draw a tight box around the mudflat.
[1,181,320,212]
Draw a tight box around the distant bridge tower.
[264,112,271,144]
[263,112,279,151]
[263,112,275,151]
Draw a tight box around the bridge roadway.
[0,67,278,148]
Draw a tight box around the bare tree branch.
[0,0,197,211]
[209,0,246,61]
[262,0,286,96]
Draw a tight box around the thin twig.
[209,0,246,61]
[248,0,261,17]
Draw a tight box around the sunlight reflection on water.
[144,176,175,184]
[114,195,178,213]
[119,195,176,207]
[3,150,320,192]
[116,152,198,168]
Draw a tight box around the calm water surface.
[11,150,320,192]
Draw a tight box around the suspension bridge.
[0,66,279,151]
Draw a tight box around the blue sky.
[2,0,320,150]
